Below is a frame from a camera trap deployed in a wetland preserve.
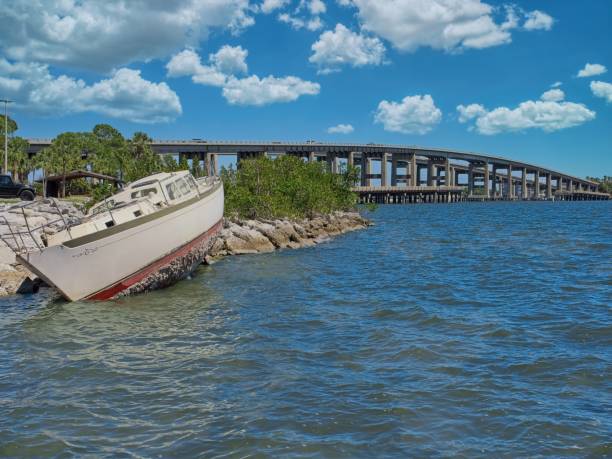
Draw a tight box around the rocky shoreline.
[0,200,370,298]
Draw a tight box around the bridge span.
[27,140,608,202]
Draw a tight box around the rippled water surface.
[1,202,611,458]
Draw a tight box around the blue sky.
[1,0,611,177]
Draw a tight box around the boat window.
[187,175,198,190]
[166,182,178,200]
[176,178,191,196]
[131,188,157,199]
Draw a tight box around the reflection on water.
[1,202,611,457]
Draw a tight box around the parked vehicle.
[0,175,36,200]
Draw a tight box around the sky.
[1,0,611,178]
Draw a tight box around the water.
[1,202,611,458]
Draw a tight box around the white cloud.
[0,0,255,72]
[340,0,553,53]
[540,88,565,102]
[457,103,487,123]
[327,123,354,134]
[308,0,327,15]
[523,10,554,31]
[577,63,607,78]
[309,24,386,73]
[277,0,326,31]
[167,47,320,105]
[209,45,249,75]
[0,59,181,123]
[457,90,596,135]
[260,0,291,14]
[222,75,320,105]
[551,81,562,88]
[166,46,248,88]
[374,94,442,134]
[590,81,612,103]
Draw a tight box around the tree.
[8,137,30,183]
[178,154,190,171]
[127,132,162,181]
[1,115,19,175]
[45,133,86,197]
[90,124,129,180]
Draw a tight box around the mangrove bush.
[222,155,358,219]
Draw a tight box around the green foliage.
[221,155,358,219]
[191,157,203,177]
[0,115,18,137]
[586,176,612,194]
[161,155,179,172]
[178,154,190,171]
[38,132,87,197]
[126,131,163,181]
[8,136,30,182]
[86,182,116,210]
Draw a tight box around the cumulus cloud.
[590,81,612,103]
[309,24,386,74]
[540,88,565,102]
[457,90,596,135]
[0,59,181,123]
[222,75,320,105]
[339,0,553,53]
[374,95,442,134]
[167,47,320,105]
[523,10,554,31]
[277,0,327,31]
[551,81,562,88]
[577,63,607,78]
[457,103,487,123]
[166,46,248,87]
[260,0,291,14]
[327,123,354,134]
[0,0,255,72]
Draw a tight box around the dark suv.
[0,175,36,200]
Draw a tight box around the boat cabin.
[45,171,209,247]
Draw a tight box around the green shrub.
[221,156,358,219]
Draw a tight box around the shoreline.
[0,201,371,298]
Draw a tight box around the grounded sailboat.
[7,171,223,301]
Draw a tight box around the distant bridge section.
[27,139,608,202]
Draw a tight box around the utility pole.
[1,99,13,175]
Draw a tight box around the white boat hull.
[18,182,224,301]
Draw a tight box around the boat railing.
[0,199,82,255]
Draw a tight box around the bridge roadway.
[27,139,607,201]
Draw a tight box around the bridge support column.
[206,153,218,176]
[484,162,490,197]
[360,154,368,186]
[507,165,513,199]
[468,163,474,196]
[381,153,388,187]
[534,171,540,199]
[491,165,497,197]
[557,176,563,192]
[411,154,417,186]
[391,155,398,186]
[308,151,316,163]
[444,158,451,186]
[347,151,354,169]
[546,173,552,198]
[326,152,338,173]
[522,168,528,199]
[427,160,435,186]
[569,180,574,193]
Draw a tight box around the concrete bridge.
[27,139,608,202]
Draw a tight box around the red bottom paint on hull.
[87,219,223,301]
